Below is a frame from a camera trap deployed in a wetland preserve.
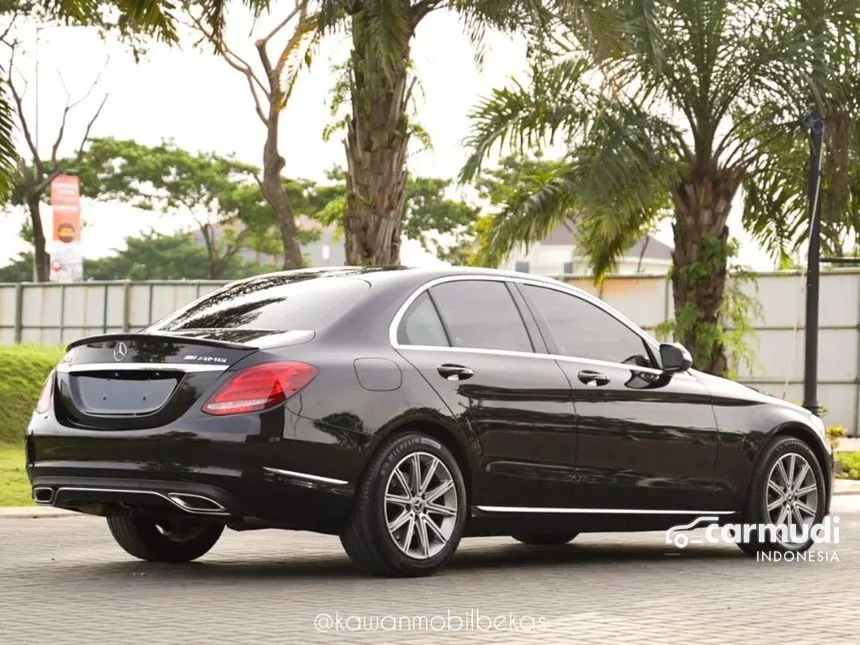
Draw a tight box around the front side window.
[522,285,654,366]
[429,280,533,353]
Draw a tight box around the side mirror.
[659,343,693,373]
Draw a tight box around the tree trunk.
[260,109,304,270]
[27,194,50,282]
[670,172,738,376]
[343,12,412,266]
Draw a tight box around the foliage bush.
[0,345,64,445]
[836,452,860,480]
[827,425,848,451]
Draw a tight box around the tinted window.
[151,275,370,331]
[523,285,654,366]
[398,292,449,346]
[429,280,533,352]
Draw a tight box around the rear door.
[517,282,719,512]
[392,277,577,509]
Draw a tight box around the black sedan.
[26,267,832,576]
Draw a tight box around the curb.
[834,479,860,496]
[1,480,860,517]
[0,507,76,518]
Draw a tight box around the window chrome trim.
[56,362,228,374]
[476,505,735,516]
[388,274,669,376]
[263,467,349,486]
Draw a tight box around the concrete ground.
[1,495,858,644]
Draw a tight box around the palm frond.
[0,76,17,201]
[475,102,680,277]
[39,0,271,45]
[460,56,595,183]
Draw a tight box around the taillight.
[35,370,55,414]
[202,362,317,416]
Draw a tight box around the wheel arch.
[742,421,832,515]
[362,413,479,504]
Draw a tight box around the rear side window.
[429,280,533,353]
[397,292,450,346]
[151,275,371,331]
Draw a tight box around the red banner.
[51,175,81,243]
[50,175,83,281]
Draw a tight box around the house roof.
[540,224,673,261]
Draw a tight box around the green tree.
[85,230,277,280]
[183,0,319,270]
[311,167,480,263]
[0,0,272,207]
[317,0,606,266]
[461,0,859,376]
[0,230,281,282]
[3,1,109,281]
[67,138,321,279]
[0,250,31,281]
[744,36,860,262]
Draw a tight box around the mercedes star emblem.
[113,341,128,362]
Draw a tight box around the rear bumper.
[26,406,369,532]
[28,472,354,531]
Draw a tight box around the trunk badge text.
[183,355,228,364]
[113,342,128,362]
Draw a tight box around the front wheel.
[512,532,579,546]
[107,516,224,563]
[340,432,468,577]
[736,436,826,557]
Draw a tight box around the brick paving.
[1,497,858,644]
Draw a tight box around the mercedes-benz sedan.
[26,267,832,576]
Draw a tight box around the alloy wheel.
[764,451,820,546]
[384,451,459,559]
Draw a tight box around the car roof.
[249,265,590,296]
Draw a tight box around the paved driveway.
[2,498,858,644]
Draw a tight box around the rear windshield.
[150,275,371,332]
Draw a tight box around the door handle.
[577,370,609,387]
[437,364,474,381]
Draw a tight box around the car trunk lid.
[54,331,289,430]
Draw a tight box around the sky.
[0,5,775,271]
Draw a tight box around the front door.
[517,282,719,512]
[392,278,577,509]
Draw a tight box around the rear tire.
[340,432,467,577]
[512,532,579,546]
[107,516,224,563]
[736,436,826,557]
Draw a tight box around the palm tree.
[316,0,616,266]
[744,22,860,263]
[461,0,859,376]
[0,0,270,203]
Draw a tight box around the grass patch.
[0,444,31,506]
[0,345,64,506]
[0,344,64,444]
[836,451,860,480]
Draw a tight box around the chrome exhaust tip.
[32,487,54,505]
[166,493,227,514]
